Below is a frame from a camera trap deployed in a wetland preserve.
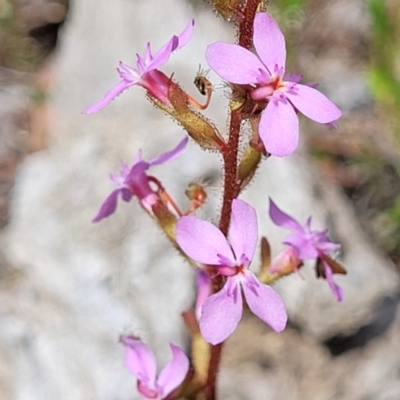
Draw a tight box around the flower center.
[250,75,285,101]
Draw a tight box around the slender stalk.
[204,2,262,399]
[218,110,242,235]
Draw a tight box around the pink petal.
[195,270,211,320]
[121,188,133,202]
[121,337,157,388]
[149,137,188,166]
[149,20,194,73]
[315,231,340,253]
[156,344,189,398]
[268,199,303,231]
[143,43,153,65]
[93,189,123,222]
[206,42,266,84]
[146,36,178,72]
[83,80,134,114]
[284,72,303,83]
[229,199,258,264]
[259,96,299,157]
[253,12,286,73]
[284,232,319,259]
[199,278,243,344]
[127,160,150,182]
[323,261,344,302]
[242,272,287,332]
[175,19,195,50]
[118,62,140,82]
[176,216,235,265]
[317,241,340,253]
[285,84,342,124]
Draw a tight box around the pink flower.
[269,198,344,301]
[195,270,211,321]
[176,199,287,345]
[93,137,188,222]
[84,20,194,114]
[121,336,189,400]
[205,12,342,157]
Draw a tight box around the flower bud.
[207,0,243,22]
[151,201,178,242]
[237,144,262,189]
[270,246,303,275]
[168,84,226,151]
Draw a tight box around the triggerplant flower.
[177,199,287,344]
[84,20,194,114]
[121,336,189,400]
[93,137,188,222]
[269,198,344,301]
[206,12,341,157]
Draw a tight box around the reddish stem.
[205,2,262,399]
[218,110,242,235]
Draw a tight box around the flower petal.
[199,278,243,344]
[175,19,195,50]
[242,272,287,332]
[284,232,319,259]
[121,188,133,202]
[92,189,124,222]
[268,199,303,231]
[177,216,235,265]
[156,344,189,398]
[229,199,258,264]
[323,261,344,302]
[253,12,286,73]
[121,337,157,388]
[148,20,194,73]
[206,42,266,84]
[145,35,178,72]
[83,80,134,114]
[285,84,342,124]
[195,270,211,320]
[259,96,299,157]
[149,137,188,166]
[317,241,340,253]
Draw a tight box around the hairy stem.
[218,110,242,235]
[205,2,263,399]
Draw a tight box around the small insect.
[194,66,212,96]
[186,66,213,110]
[184,173,220,215]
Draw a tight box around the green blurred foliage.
[368,0,400,131]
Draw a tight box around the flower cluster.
[86,8,347,399]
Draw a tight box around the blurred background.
[0,0,400,399]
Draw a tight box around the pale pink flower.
[84,20,194,114]
[93,137,188,222]
[206,12,341,157]
[269,198,343,301]
[177,199,287,344]
[121,336,189,400]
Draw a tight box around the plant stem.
[204,2,262,399]
[219,110,242,235]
